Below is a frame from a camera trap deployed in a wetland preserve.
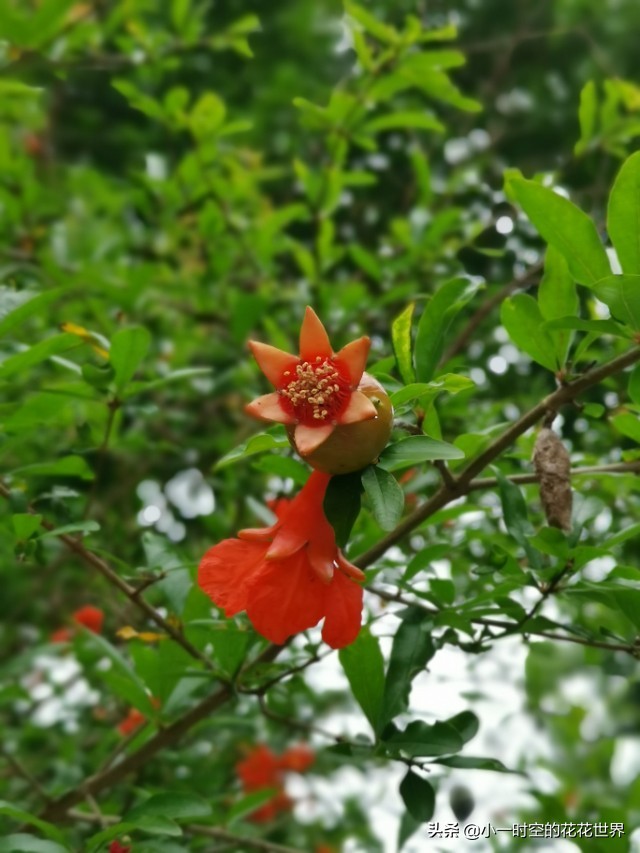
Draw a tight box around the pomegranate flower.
[198,471,364,648]
[50,605,104,643]
[236,743,315,823]
[245,307,376,457]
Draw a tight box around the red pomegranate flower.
[50,605,104,643]
[108,842,131,853]
[236,744,315,823]
[245,307,376,456]
[198,472,364,649]
[279,744,315,773]
[117,707,146,736]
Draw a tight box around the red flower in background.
[236,744,315,823]
[117,707,146,736]
[280,744,315,773]
[50,605,104,643]
[108,842,131,853]
[245,306,376,457]
[198,471,364,648]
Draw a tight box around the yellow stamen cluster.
[281,358,343,421]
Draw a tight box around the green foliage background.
[2,0,640,850]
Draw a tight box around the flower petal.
[337,551,366,582]
[266,524,307,559]
[294,423,335,455]
[249,341,298,387]
[307,537,336,584]
[337,391,377,424]
[198,539,266,616]
[320,571,363,649]
[245,392,296,424]
[335,336,370,386]
[238,524,277,543]
[299,306,333,361]
[246,552,327,645]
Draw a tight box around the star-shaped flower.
[245,307,376,456]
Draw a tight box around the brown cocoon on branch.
[532,427,572,531]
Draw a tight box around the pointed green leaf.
[399,771,435,823]
[338,629,385,732]
[538,247,578,367]
[500,294,558,371]
[415,278,480,382]
[607,151,640,274]
[391,303,415,385]
[380,435,464,471]
[379,607,435,728]
[110,326,151,391]
[509,177,610,286]
[323,471,363,547]
[361,465,404,530]
[594,274,640,329]
[575,80,597,155]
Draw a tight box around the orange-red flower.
[245,307,376,457]
[117,707,146,736]
[108,842,131,853]
[280,744,315,773]
[198,471,364,648]
[50,605,104,643]
[236,744,315,823]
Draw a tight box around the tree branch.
[0,479,211,668]
[38,643,283,823]
[355,346,640,569]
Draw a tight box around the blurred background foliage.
[2,0,640,851]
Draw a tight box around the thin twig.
[38,643,283,823]
[0,480,211,668]
[1,747,51,802]
[66,808,306,853]
[355,346,640,569]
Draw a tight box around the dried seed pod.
[532,427,572,531]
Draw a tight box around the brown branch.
[367,585,640,656]
[355,346,640,569]
[67,808,306,853]
[38,643,283,824]
[466,460,640,492]
[442,262,543,364]
[0,480,211,668]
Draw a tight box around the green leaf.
[363,111,444,134]
[538,247,579,367]
[542,317,628,337]
[190,92,226,139]
[391,302,415,385]
[390,375,474,408]
[414,278,480,382]
[399,770,435,823]
[11,455,94,481]
[385,720,463,756]
[594,274,640,329]
[344,0,399,44]
[12,514,42,540]
[0,802,68,847]
[0,837,68,853]
[125,367,213,398]
[361,466,404,531]
[338,628,385,733]
[0,333,79,379]
[38,520,100,539]
[323,472,363,547]
[379,607,435,728]
[110,326,151,391]
[0,288,65,338]
[612,412,640,443]
[500,294,558,371]
[575,80,597,155]
[215,431,290,470]
[380,436,464,471]
[126,792,212,822]
[83,633,157,716]
[447,709,480,744]
[495,470,541,570]
[433,755,514,772]
[607,150,640,274]
[508,177,611,286]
